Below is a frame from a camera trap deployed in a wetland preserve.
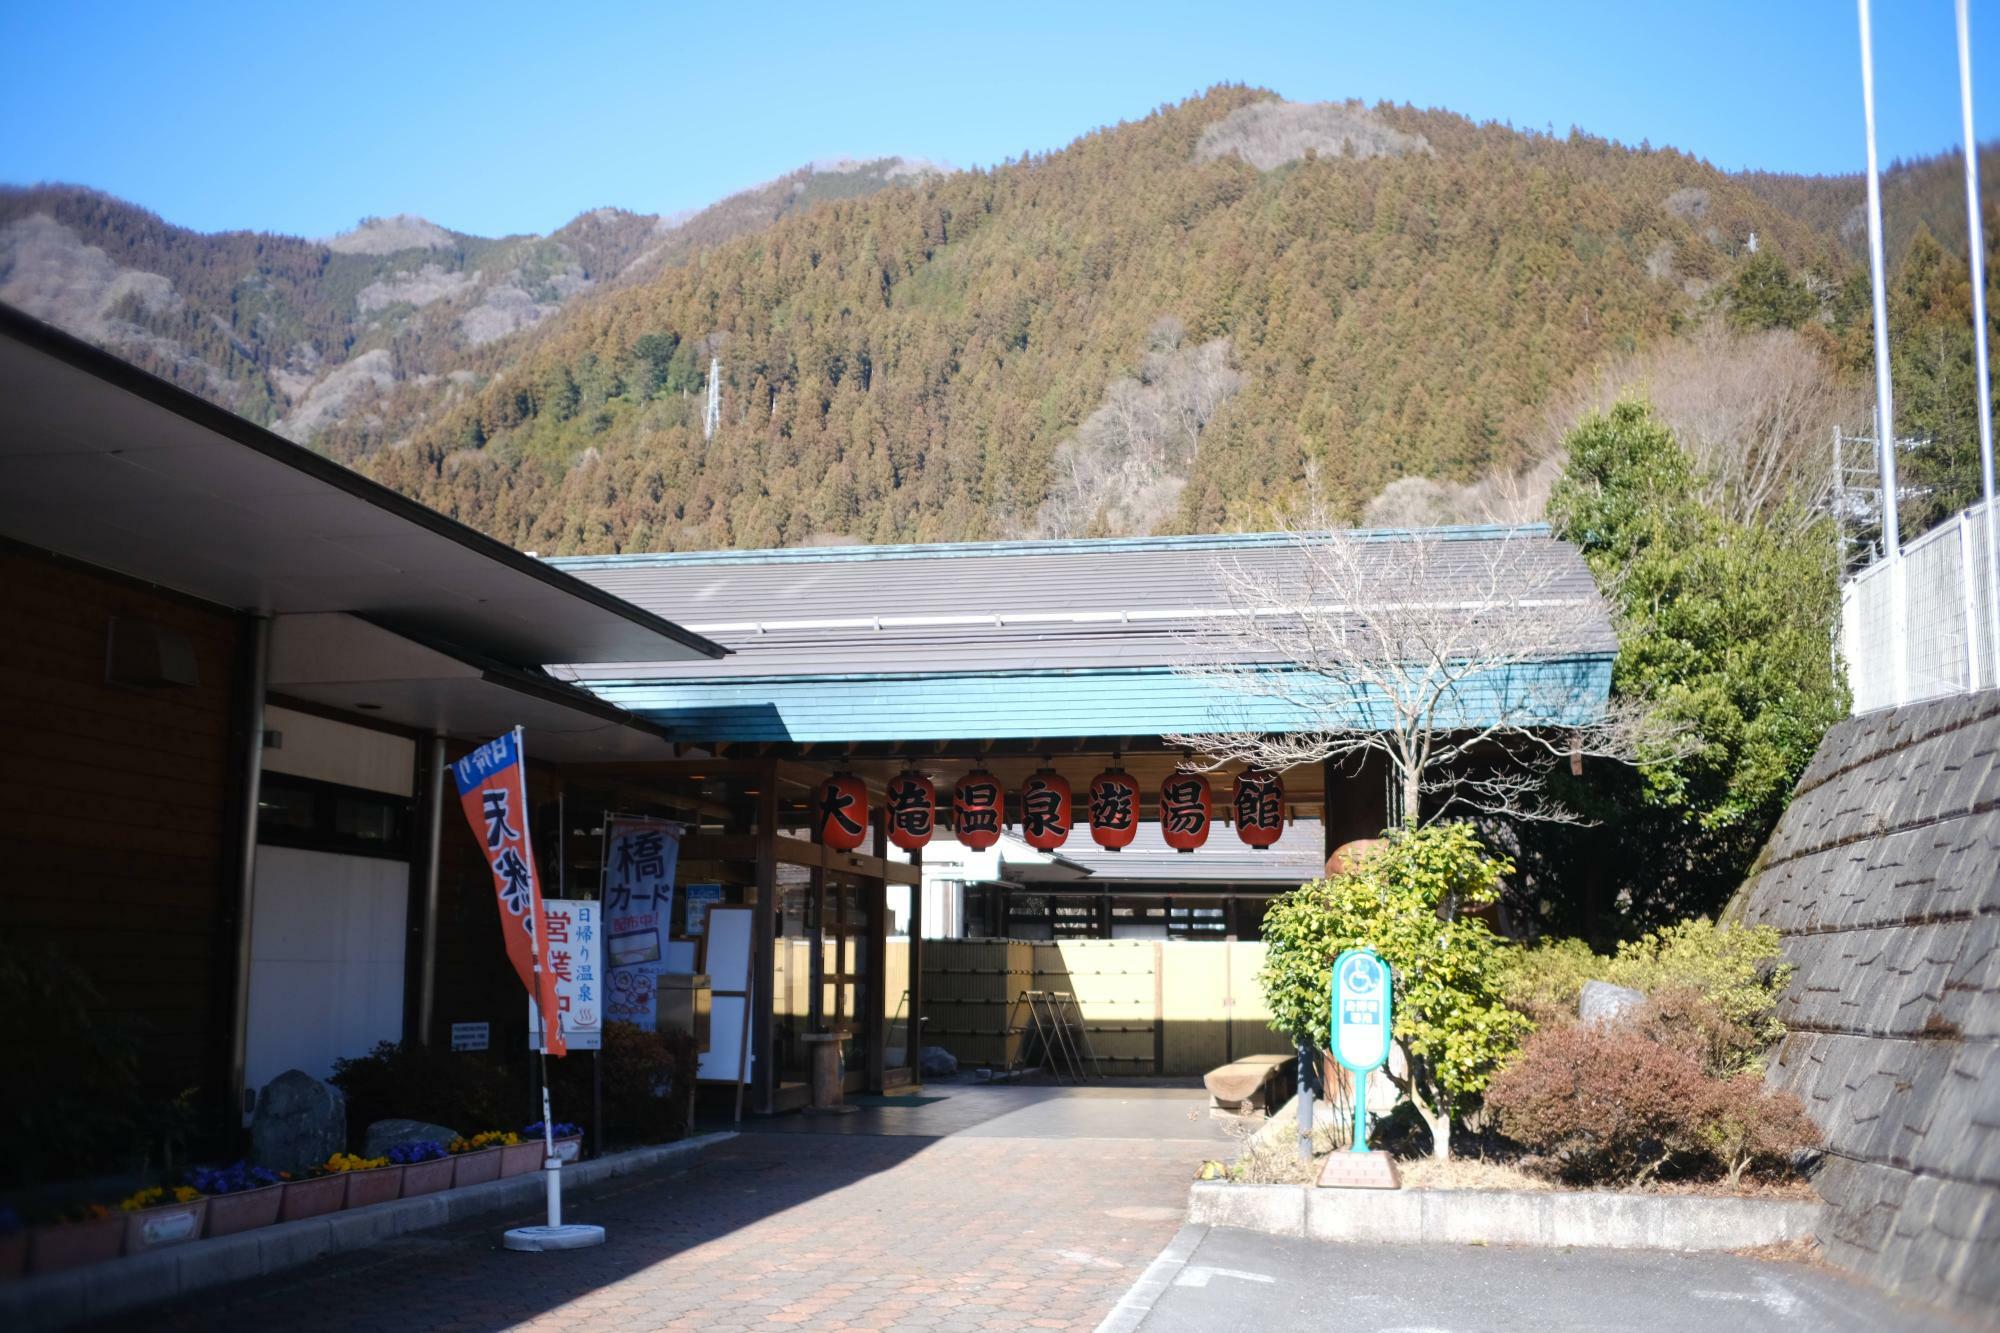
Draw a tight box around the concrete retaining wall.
[1,1133,734,1332]
[1186,1183,1819,1251]
[1737,687,2000,1317]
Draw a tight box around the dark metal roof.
[0,305,725,669]
[549,527,1615,683]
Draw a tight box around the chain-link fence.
[1841,499,2000,711]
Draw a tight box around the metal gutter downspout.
[417,733,448,1044]
[227,617,269,1125]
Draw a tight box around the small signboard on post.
[530,899,603,1052]
[1320,948,1400,1189]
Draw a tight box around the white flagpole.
[1860,0,1910,706]
[1957,0,2000,688]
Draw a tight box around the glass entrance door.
[820,872,873,1085]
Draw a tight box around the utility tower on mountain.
[704,357,721,441]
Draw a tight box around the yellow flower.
[321,1152,389,1173]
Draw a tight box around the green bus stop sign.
[1329,949,1392,1153]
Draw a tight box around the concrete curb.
[1188,1182,1821,1251]
[1094,1223,1208,1333]
[2,1132,735,1332]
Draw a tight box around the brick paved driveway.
[121,1084,1234,1332]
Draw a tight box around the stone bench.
[1203,1053,1296,1119]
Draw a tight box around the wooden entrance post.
[751,760,777,1115]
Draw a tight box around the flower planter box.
[0,1227,26,1280]
[451,1146,504,1188]
[278,1174,347,1223]
[399,1157,454,1197]
[342,1164,405,1209]
[553,1134,584,1164]
[499,1141,544,1178]
[204,1182,285,1237]
[122,1197,207,1255]
[27,1214,123,1274]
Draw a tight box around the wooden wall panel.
[0,547,247,1108]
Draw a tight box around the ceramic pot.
[450,1146,503,1188]
[499,1141,544,1178]
[204,1182,285,1237]
[342,1164,405,1209]
[121,1197,207,1254]
[398,1157,454,1197]
[27,1214,123,1274]
[0,1227,26,1280]
[278,1174,347,1222]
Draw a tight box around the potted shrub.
[188,1162,285,1237]
[26,1205,123,1274]
[117,1184,207,1255]
[448,1131,515,1187]
[322,1152,404,1208]
[277,1164,347,1223]
[388,1140,453,1197]
[524,1121,585,1164]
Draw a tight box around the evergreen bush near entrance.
[1258,824,1530,1162]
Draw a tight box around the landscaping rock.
[1578,979,1646,1026]
[919,1046,958,1078]
[250,1070,346,1174]
[363,1118,458,1158]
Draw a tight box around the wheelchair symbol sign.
[1330,948,1392,1073]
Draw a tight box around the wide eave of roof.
[0,305,724,668]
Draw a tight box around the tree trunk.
[1390,1052,1453,1163]
[1403,767,1423,829]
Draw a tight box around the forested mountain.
[356,87,1878,553]
[0,156,933,450]
[6,87,1991,555]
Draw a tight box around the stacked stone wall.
[1738,688,2000,1316]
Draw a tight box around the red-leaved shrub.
[1697,1072,1821,1186]
[1487,1024,1710,1183]
[1487,1022,1820,1185]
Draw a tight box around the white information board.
[529,899,603,1052]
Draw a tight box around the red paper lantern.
[816,773,869,851]
[886,770,935,851]
[953,769,1003,850]
[1019,768,1072,850]
[1160,770,1213,853]
[1088,769,1140,851]
[1233,769,1284,849]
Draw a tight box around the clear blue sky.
[3,0,1995,240]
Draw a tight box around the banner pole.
[496,724,602,1253]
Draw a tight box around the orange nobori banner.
[453,727,565,1058]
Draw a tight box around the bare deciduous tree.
[1165,513,1659,828]
[1536,322,1865,531]
[1036,324,1244,538]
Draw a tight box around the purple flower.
[186,1161,281,1195]
[523,1121,582,1140]
[386,1140,447,1164]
